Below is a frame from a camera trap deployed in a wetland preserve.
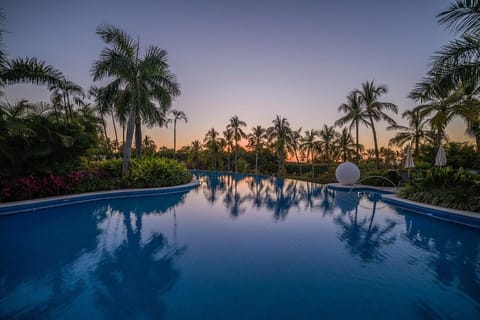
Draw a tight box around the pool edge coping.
[327,182,480,227]
[0,179,200,216]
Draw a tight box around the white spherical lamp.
[335,162,360,185]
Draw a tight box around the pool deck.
[327,183,480,228]
[0,179,200,216]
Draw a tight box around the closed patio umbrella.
[435,145,447,167]
[404,145,415,169]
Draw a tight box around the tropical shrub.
[0,158,192,202]
[398,167,480,212]
[126,157,191,187]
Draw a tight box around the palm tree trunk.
[326,145,330,170]
[355,119,360,163]
[122,112,136,175]
[295,152,302,175]
[435,128,442,148]
[66,92,73,120]
[135,117,142,159]
[311,151,315,178]
[234,140,238,172]
[111,111,119,148]
[476,135,480,154]
[101,114,108,140]
[227,150,231,171]
[369,115,381,169]
[255,147,259,175]
[173,121,177,160]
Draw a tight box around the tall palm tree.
[169,109,187,159]
[356,81,398,169]
[267,115,292,174]
[318,124,339,168]
[92,24,180,175]
[387,109,435,156]
[247,125,267,175]
[226,115,247,172]
[287,127,303,176]
[335,91,369,163]
[203,127,221,171]
[223,129,234,171]
[300,129,320,178]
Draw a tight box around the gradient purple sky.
[3,0,467,149]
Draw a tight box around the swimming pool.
[1,171,479,319]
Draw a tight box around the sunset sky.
[3,0,468,149]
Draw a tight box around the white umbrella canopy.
[405,145,415,169]
[435,145,447,166]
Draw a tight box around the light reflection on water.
[0,171,479,319]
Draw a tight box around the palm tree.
[169,109,187,159]
[337,128,359,162]
[203,127,221,171]
[90,85,120,150]
[318,124,339,168]
[92,24,180,175]
[287,128,303,176]
[189,140,201,169]
[247,125,267,175]
[387,109,435,156]
[409,76,464,147]
[335,91,369,163]
[300,129,320,178]
[432,1,480,80]
[226,115,247,172]
[267,115,292,174]
[223,129,234,171]
[142,135,157,156]
[420,1,480,152]
[356,81,398,169]
[49,78,84,121]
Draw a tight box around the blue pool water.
[0,172,479,319]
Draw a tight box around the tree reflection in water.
[93,193,187,319]
[222,173,247,218]
[200,172,321,221]
[400,210,480,310]
[0,191,188,319]
[334,191,397,263]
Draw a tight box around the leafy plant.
[399,167,480,212]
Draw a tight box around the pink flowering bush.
[0,158,191,202]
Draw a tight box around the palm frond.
[2,57,63,87]
[437,0,480,34]
[96,24,136,59]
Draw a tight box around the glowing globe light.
[335,162,360,185]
